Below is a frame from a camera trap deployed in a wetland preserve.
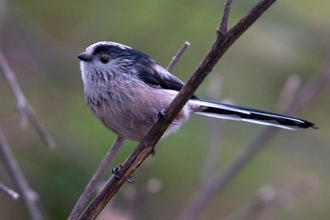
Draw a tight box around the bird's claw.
[111,163,134,183]
[158,109,178,125]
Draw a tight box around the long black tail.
[190,99,317,130]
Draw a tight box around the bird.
[78,41,316,142]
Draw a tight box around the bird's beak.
[77,53,91,61]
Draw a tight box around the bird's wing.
[137,64,198,98]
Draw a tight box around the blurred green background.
[0,0,329,219]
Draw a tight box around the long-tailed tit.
[78,41,316,142]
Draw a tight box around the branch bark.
[77,0,278,219]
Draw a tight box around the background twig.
[276,74,301,113]
[0,123,45,220]
[288,61,330,115]
[0,50,55,149]
[221,173,318,220]
[0,182,20,200]
[200,75,223,181]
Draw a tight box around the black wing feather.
[137,68,198,98]
[138,70,184,91]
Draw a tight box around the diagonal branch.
[78,0,278,219]
[0,50,55,149]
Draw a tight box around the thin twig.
[68,136,125,220]
[288,61,330,115]
[0,123,45,220]
[276,74,301,113]
[219,0,233,33]
[200,76,223,180]
[0,50,55,149]
[78,1,278,219]
[0,182,20,200]
[166,41,190,72]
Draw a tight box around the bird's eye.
[100,55,109,64]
